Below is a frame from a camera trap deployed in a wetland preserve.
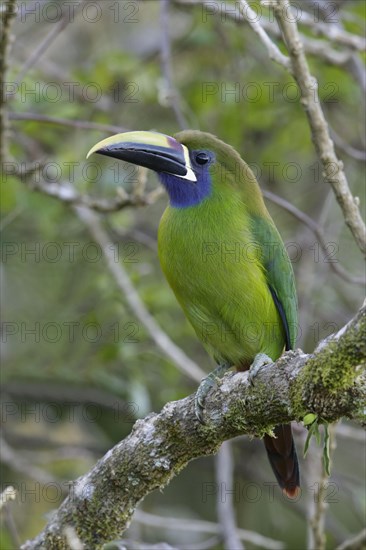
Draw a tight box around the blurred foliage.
[1,0,365,548]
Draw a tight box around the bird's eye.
[195,152,210,165]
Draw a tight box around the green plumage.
[88,127,300,496]
[158,131,297,367]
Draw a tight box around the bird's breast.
[157,203,285,365]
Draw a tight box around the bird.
[87,130,300,498]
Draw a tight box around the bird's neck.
[158,172,211,208]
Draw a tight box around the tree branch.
[307,425,335,550]
[8,112,127,134]
[329,125,366,162]
[0,0,17,165]
[134,509,283,549]
[263,190,365,286]
[21,305,365,549]
[11,0,85,90]
[17,177,163,213]
[239,0,291,70]
[215,441,244,550]
[174,0,359,71]
[159,0,189,129]
[273,0,366,256]
[336,528,366,550]
[297,11,366,52]
[174,0,366,255]
[75,206,205,383]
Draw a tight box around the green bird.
[87,130,300,498]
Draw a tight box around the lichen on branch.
[22,305,366,549]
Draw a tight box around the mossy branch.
[21,305,365,549]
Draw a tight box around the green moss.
[290,375,308,418]
[227,399,249,432]
[291,314,365,419]
[309,338,360,391]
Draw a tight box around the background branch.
[133,509,283,549]
[8,112,127,134]
[75,206,205,383]
[215,441,244,550]
[174,0,364,75]
[273,0,366,255]
[263,190,365,286]
[0,0,17,165]
[11,0,85,90]
[21,305,365,548]
[336,528,366,550]
[3,1,365,547]
[159,0,189,129]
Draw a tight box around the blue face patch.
[158,150,214,208]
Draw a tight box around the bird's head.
[87,130,259,208]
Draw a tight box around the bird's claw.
[195,400,205,425]
[194,363,231,424]
[195,375,216,424]
[248,353,273,386]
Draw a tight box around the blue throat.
[158,170,212,208]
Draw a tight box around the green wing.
[251,215,298,350]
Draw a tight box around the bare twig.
[3,506,22,549]
[120,540,178,550]
[308,425,336,550]
[300,36,352,65]
[273,0,366,256]
[160,0,189,129]
[140,543,178,550]
[297,11,366,52]
[75,206,205,383]
[108,224,157,252]
[0,486,21,549]
[1,381,129,412]
[263,190,365,286]
[131,166,148,200]
[0,486,17,511]
[0,436,57,484]
[20,178,162,212]
[329,125,366,162]
[215,441,244,550]
[305,439,323,550]
[174,0,355,69]
[0,0,17,165]
[238,0,291,70]
[134,509,283,549]
[12,1,85,89]
[8,112,127,134]
[336,528,366,550]
[0,203,25,230]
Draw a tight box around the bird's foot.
[195,363,231,424]
[248,353,273,386]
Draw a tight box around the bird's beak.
[87,131,197,182]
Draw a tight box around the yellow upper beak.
[87,130,196,182]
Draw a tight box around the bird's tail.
[263,424,300,498]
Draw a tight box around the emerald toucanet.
[87,130,300,497]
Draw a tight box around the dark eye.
[195,152,210,165]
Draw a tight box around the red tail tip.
[282,486,301,499]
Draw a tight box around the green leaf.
[304,428,313,457]
[303,416,332,477]
[314,423,321,446]
[304,419,319,457]
[303,413,317,426]
[323,424,331,476]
